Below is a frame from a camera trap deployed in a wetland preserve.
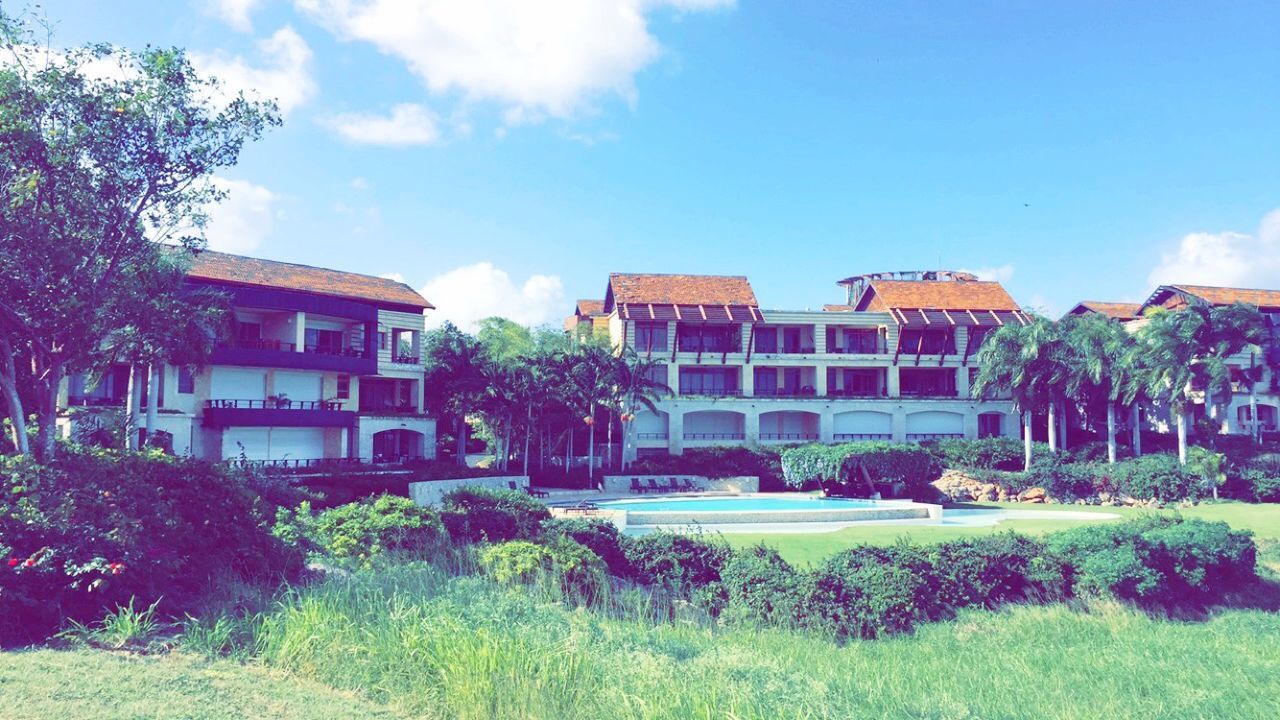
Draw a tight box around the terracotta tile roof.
[575,299,606,317]
[859,280,1020,312]
[1170,285,1280,309]
[185,250,433,309]
[607,273,758,307]
[1067,301,1142,321]
[823,304,854,312]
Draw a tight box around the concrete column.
[820,406,835,444]
[668,409,684,455]
[963,409,979,439]
[815,366,828,397]
[741,365,755,397]
[956,366,970,399]
[294,311,306,352]
[745,408,760,446]
[667,363,680,395]
[667,321,677,354]
[891,407,907,442]
[886,365,901,398]
[815,324,827,354]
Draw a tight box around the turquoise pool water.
[598,496,881,512]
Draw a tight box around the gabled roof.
[605,273,758,308]
[1143,284,1280,312]
[822,304,854,312]
[185,250,433,309]
[574,299,606,317]
[1065,301,1142,322]
[855,280,1020,312]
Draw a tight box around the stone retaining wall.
[409,475,530,506]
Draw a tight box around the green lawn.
[0,649,397,720]
[724,501,1280,566]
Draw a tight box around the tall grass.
[227,559,1280,720]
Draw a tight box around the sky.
[42,0,1280,328]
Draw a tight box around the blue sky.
[48,0,1280,327]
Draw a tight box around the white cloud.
[203,177,277,254]
[191,26,316,117]
[324,103,441,145]
[295,0,733,123]
[380,272,406,283]
[1147,208,1280,290]
[419,262,565,331]
[959,264,1016,283]
[206,0,265,32]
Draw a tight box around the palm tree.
[1061,314,1141,463]
[971,316,1063,470]
[611,348,672,472]
[1134,303,1266,464]
[422,322,490,465]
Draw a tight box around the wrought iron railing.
[206,399,345,411]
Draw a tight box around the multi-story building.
[1066,284,1280,437]
[575,270,1028,460]
[58,250,437,465]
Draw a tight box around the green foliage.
[1238,469,1280,503]
[1047,517,1255,605]
[927,534,1066,609]
[718,545,801,627]
[479,538,606,604]
[541,517,629,576]
[627,446,785,485]
[780,442,943,498]
[0,449,303,645]
[926,437,1030,471]
[623,533,731,596]
[59,597,165,651]
[801,544,937,640]
[1106,454,1200,501]
[1025,455,1102,499]
[439,486,550,543]
[277,495,444,567]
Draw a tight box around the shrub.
[1107,454,1199,501]
[627,446,785,486]
[927,437,1034,471]
[927,534,1065,609]
[479,538,606,604]
[278,495,444,566]
[799,544,937,640]
[781,442,943,499]
[623,533,731,596]
[439,487,550,543]
[719,544,801,626]
[1024,455,1100,499]
[0,450,303,645]
[540,517,629,576]
[1239,469,1280,503]
[1047,517,1255,606]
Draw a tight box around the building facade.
[574,270,1027,460]
[58,251,437,466]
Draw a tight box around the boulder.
[1017,487,1046,502]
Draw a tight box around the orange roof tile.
[1067,301,1142,320]
[858,280,1020,312]
[1171,285,1280,309]
[185,250,433,309]
[607,273,758,307]
[575,299,606,316]
[823,304,854,312]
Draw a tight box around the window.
[634,322,669,352]
[754,327,778,353]
[642,364,667,386]
[178,367,194,394]
[378,332,388,351]
[900,329,954,355]
[679,368,738,396]
[305,328,344,355]
[336,374,350,400]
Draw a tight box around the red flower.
[6,558,16,568]
[22,559,34,568]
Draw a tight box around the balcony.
[899,389,960,399]
[760,432,819,441]
[358,401,422,416]
[390,352,421,365]
[211,339,375,374]
[833,432,892,441]
[202,398,355,428]
[678,387,743,398]
[683,432,746,440]
[826,388,888,399]
[753,387,818,399]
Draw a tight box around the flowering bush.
[0,449,304,645]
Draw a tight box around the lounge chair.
[509,480,548,498]
[666,477,681,492]
[646,478,665,493]
[678,477,696,492]
[630,477,647,494]
[564,500,599,515]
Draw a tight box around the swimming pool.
[591,493,940,527]
[598,496,881,512]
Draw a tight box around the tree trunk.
[606,410,614,472]
[522,403,532,476]
[0,337,30,455]
[144,362,160,445]
[456,414,467,466]
[1047,401,1058,453]
[1106,403,1117,464]
[32,361,64,463]
[1176,410,1188,465]
[1131,405,1142,456]
[587,412,596,485]
[1023,411,1033,471]
[124,364,142,450]
[1250,391,1259,443]
[565,428,572,475]
[1058,405,1068,452]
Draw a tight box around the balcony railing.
[899,388,959,399]
[635,432,669,440]
[906,432,964,441]
[66,395,126,408]
[828,340,881,354]
[390,353,421,365]
[833,432,892,441]
[826,388,888,398]
[760,432,819,440]
[753,387,818,399]
[223,339,367,358]
[305,344,367,358]
[683,432,746,440]
[206,399,344,411]
[678,388,743,397]
[358,402,421,415]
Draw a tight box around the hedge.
[780,442,943,499]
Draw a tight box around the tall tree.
[611,348,671,472]
[1060,314,1142,463]
[422,322,490,465]
[1134,303,1265,464]
[0,12,278,460]
[971,317,1064,470]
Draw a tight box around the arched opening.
[978,412,1004,438]
[759,411,819,441]
[905,410,964,441]
[682,410,746,441]
[832,410,892,441]
[1238,404,1279,433]
[372,429,424,463]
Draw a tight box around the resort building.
[574,270,1029,460]
[1066,284,1280,437]
[58,251,437,466]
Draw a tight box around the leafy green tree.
[1135,303,1265,464]
[422,322,490,465]
[0,12,278,460]
[971,317,1066,470]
